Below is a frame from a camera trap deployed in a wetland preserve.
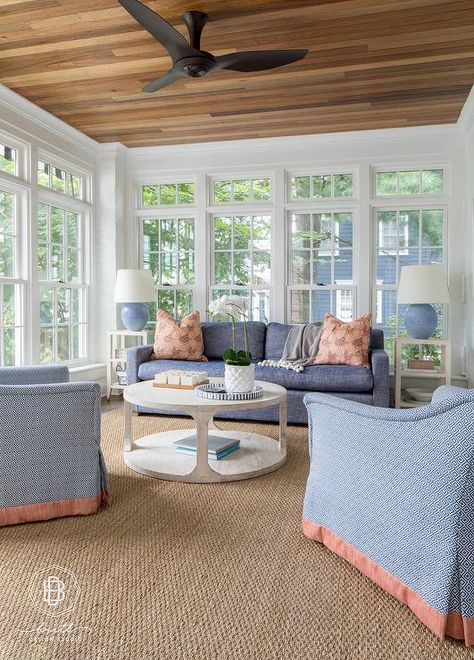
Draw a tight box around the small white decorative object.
[224,363,255,393]
[153,370,209,389]
[258,359,304,373]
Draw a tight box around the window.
[374,207,445,360]
[0,189,22,365]
[375,169,443,196]
[212,177,271,204]
[141,216,195,327]
[288,211,354,323]
[0,143,17,176]
[290,173,353,200]
[37,160,84,200]
[38,202,86,363]
[142,182,195,207]
[210,214,271,322]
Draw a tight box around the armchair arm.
[303,389,474,457]
[370,348,389,407]
[126,344,154,385]
[0,365,69,385]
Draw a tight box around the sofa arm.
[126,344,154,385]
[370,348,389,407]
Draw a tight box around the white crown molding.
[126,122,463,160]
[0,83,98,155]
[96,142,128,155]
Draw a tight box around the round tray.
[195,383,264,401]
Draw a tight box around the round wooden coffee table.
[123,379,287,483]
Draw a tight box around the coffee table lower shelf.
[123,429,286,483]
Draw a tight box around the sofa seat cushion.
[138,359,373,393]
[254,364,374,393]
[138,359,225,381]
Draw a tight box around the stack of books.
[173,435,240,460]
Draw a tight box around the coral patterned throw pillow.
[152,310,208,361]
[313,313,371,367]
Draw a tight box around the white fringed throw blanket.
[258,323,323,372]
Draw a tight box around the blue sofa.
[126,322,389,424]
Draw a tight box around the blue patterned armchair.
[303,386,474,645]
[0,365,110,526]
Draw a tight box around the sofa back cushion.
[152,310,208,361]
[202,322,266,360]
[314,313,371,367]
[265,322,384,360]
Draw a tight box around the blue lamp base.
[121,303,149,331]
[404,303,438,339]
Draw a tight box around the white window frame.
[208,210,273,323]
[208,172,274,207]
[36,194,91,365]
[287,168,357,203]
[137,210,198,320]
[0,179,26,366]
[37,150,91,204]
[137,177,197,210]
[371,202,449,352]
[372,164,449,200]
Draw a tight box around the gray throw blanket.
[258,323,323,372]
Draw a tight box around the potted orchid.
[207,295,254,393]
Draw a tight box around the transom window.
[142,182,195,207]
[211,214,271,322]
[141,216,195,326]
[212,178,271,204]
[38,202,86,363]
[374,207,445,360]
[38,160,84,200]
[290,173,353,200]
[375,169,443,196]
[288,211,354,323]
[0,143,17,176]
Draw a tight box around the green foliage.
[376,169,444,196]
[291,173,353,200]
[0,145,16,176]
[213,178,271,204]
[142,182,195,207]
[223,348,252,366]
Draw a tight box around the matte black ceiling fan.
[118,0,309,93]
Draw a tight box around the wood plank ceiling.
[0,0,473,147]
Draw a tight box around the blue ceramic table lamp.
[397,264,449,339]
[114,269,155,331]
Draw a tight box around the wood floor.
[0,0,473,146]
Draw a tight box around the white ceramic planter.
[224,363,255,393]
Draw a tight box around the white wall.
[124,123,468,377]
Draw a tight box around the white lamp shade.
[398,265,449,304]
[114,269,155,303]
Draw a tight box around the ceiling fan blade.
[213,49,308,73]
[143,68,184,93]
[118,0,200,61]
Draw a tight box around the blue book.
[173,434,239,455]
[176,444,240,460]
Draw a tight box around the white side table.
[395,338,451,408]
[107,330,148,400]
